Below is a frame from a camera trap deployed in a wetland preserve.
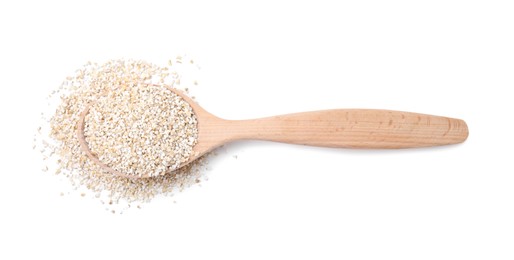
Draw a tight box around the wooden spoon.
[77,86,468,178]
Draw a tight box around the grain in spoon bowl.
[84,83,198,178]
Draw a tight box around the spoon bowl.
[77,84,469,179]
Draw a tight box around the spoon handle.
[226,109,468,148]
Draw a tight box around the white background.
[1,1,513,259]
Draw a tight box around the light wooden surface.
[77,87,468,178]
[176,89,468,168]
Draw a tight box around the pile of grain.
[37,58,207,211]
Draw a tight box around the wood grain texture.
[195,109,468,152]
